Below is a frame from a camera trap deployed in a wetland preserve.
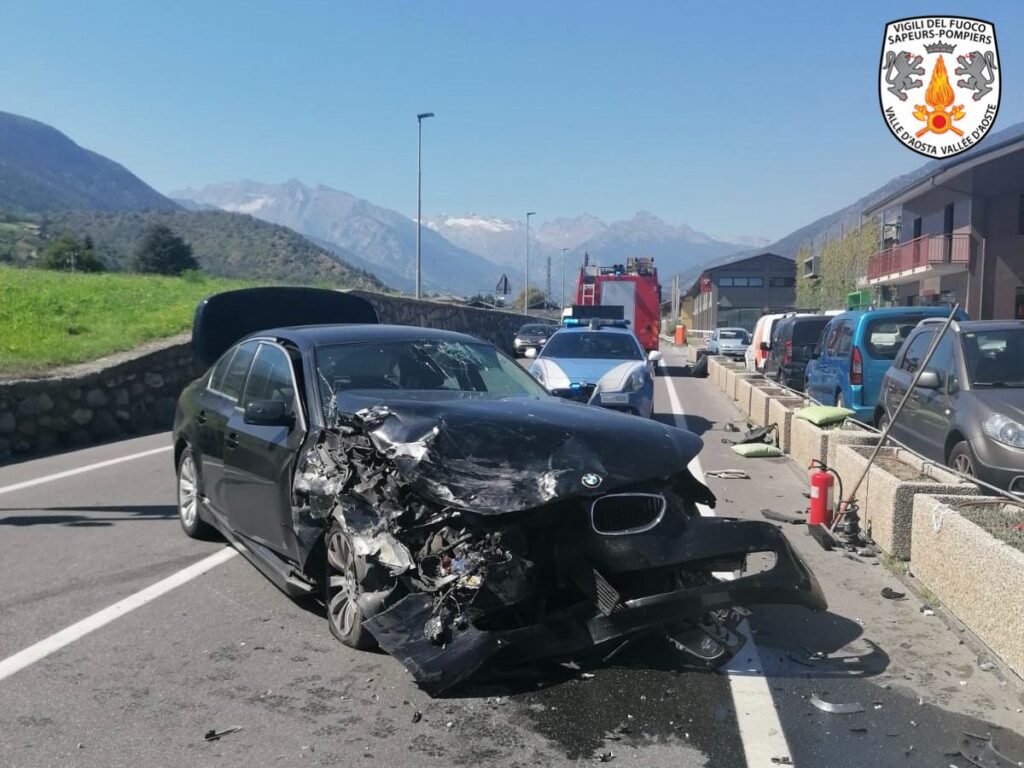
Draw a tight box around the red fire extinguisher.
[808,461,839,526]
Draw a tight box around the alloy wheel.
[952,452,975,476]
[177,455,198,528]
[326,531,360,638]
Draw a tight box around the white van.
[746,313,788,372]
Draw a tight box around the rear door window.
[216,341,258,401]
[793,318,830,346]
[835,324,853,357]
[825,322,845,356]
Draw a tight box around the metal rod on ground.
[830,303,961,533]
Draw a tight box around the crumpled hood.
[335,392,702,514]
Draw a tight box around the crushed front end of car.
[292,394,826,695]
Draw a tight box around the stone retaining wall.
[0,292,534,463]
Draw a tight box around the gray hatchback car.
[876,319,1024,493]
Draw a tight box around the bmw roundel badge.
[581,473,603,489]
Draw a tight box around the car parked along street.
[763,314,830,391]
[877,319,1024,493]
[707,327,750,361]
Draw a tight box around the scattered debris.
[204,727,242,741]
[596,750,616,762]
[920,606,936,616]
[722,423,741,432]
[856,546,877,557]
[880,587,906,601]
[761,509,806,525]
[770,758,793,765]
[959,731,1021,768]
[809,694,865,714]
[849,727,868,734]
[978,654,997,672]
[411,711,422,723]
[705,469,751,479]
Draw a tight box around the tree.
[132,224,198,275]
[795,219,878,311]
[513,286,547,311]
[40,233,106,272]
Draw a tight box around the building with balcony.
[686,252,796,331]
[863,133,1024,320]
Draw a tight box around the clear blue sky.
[1,0,1021,241]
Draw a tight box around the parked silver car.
[707,327,750,360]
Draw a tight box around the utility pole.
[545,252,552,307]
[70,250,77,274]
[524,211,535,314]
[561,248,568,309]
[415,111,434,300]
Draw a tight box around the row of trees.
[795,219,878,310]
[40,224,198,276]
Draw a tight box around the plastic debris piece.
[204,726,242,741]
[722,423,741,432]
[705,469,750,479]
[810,694,864,714]
[850,727,868,734]
[411,711,422,723]
[881,587,906,601]
[597,750,616,762]
[770,758,793,765]
[920,606,935,616]
[761,508,806,525]
[959,731,1020,768]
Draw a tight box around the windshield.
[962,328,1024,388]
[719,329,748,341]
[540,331,643,360]
[315,339,546,414]
[518,324,556,335]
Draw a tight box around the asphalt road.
[1,346,1022,767]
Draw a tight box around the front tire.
[324,524,378,650]
[948,441,977,477]
[177,447,215,539]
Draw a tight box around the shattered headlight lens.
[623,369,647,392]
[983,414,1024,448]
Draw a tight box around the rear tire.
[876,410,890,431]
[177,447,215,539]
[948,441,977,477]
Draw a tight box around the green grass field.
[0,266,263,376]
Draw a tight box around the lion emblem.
[954,50,998,101]
[882,51,925,102]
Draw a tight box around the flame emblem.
[913,55,965,137]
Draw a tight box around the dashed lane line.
[0,445,173,497]
[659,354,792,768]
[0,547,237,683]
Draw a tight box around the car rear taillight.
[783,340,793,365]
[851,346,863,385]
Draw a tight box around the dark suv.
[763,314,830,391]
[876,319,1024,493]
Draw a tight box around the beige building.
[863,134,1024,320]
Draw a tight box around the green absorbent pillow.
[732,443,784,458]
[793,405,855,427]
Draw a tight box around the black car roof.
[246,323,487,352]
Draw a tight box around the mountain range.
[181,181,768,299]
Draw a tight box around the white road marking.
[659,355,792,768]
[0,445,172,497]
[0,547,237,683]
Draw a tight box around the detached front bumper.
[365,516,826,695]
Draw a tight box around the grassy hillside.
[0,266,266,376]
[42,209,388,289]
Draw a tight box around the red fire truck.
[575,256,661,351]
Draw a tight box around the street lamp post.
[415,112,434,300]
[525,211,535,314]
[561,247,568,309]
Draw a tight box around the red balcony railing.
[867,233,971,281]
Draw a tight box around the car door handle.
[196,410,208,424]
[225,432,240,449]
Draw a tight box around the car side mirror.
[915,370,941,390]
[243,399,294,427]
[524,347,538,359]
[648,350,662,362]
[760,342,770,352]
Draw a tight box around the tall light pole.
[561,247,568,309]
[415,112,434,300]
[524,211,536,314]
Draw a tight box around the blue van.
[805,306,966,423]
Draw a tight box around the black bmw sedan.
[174,288,825,694]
